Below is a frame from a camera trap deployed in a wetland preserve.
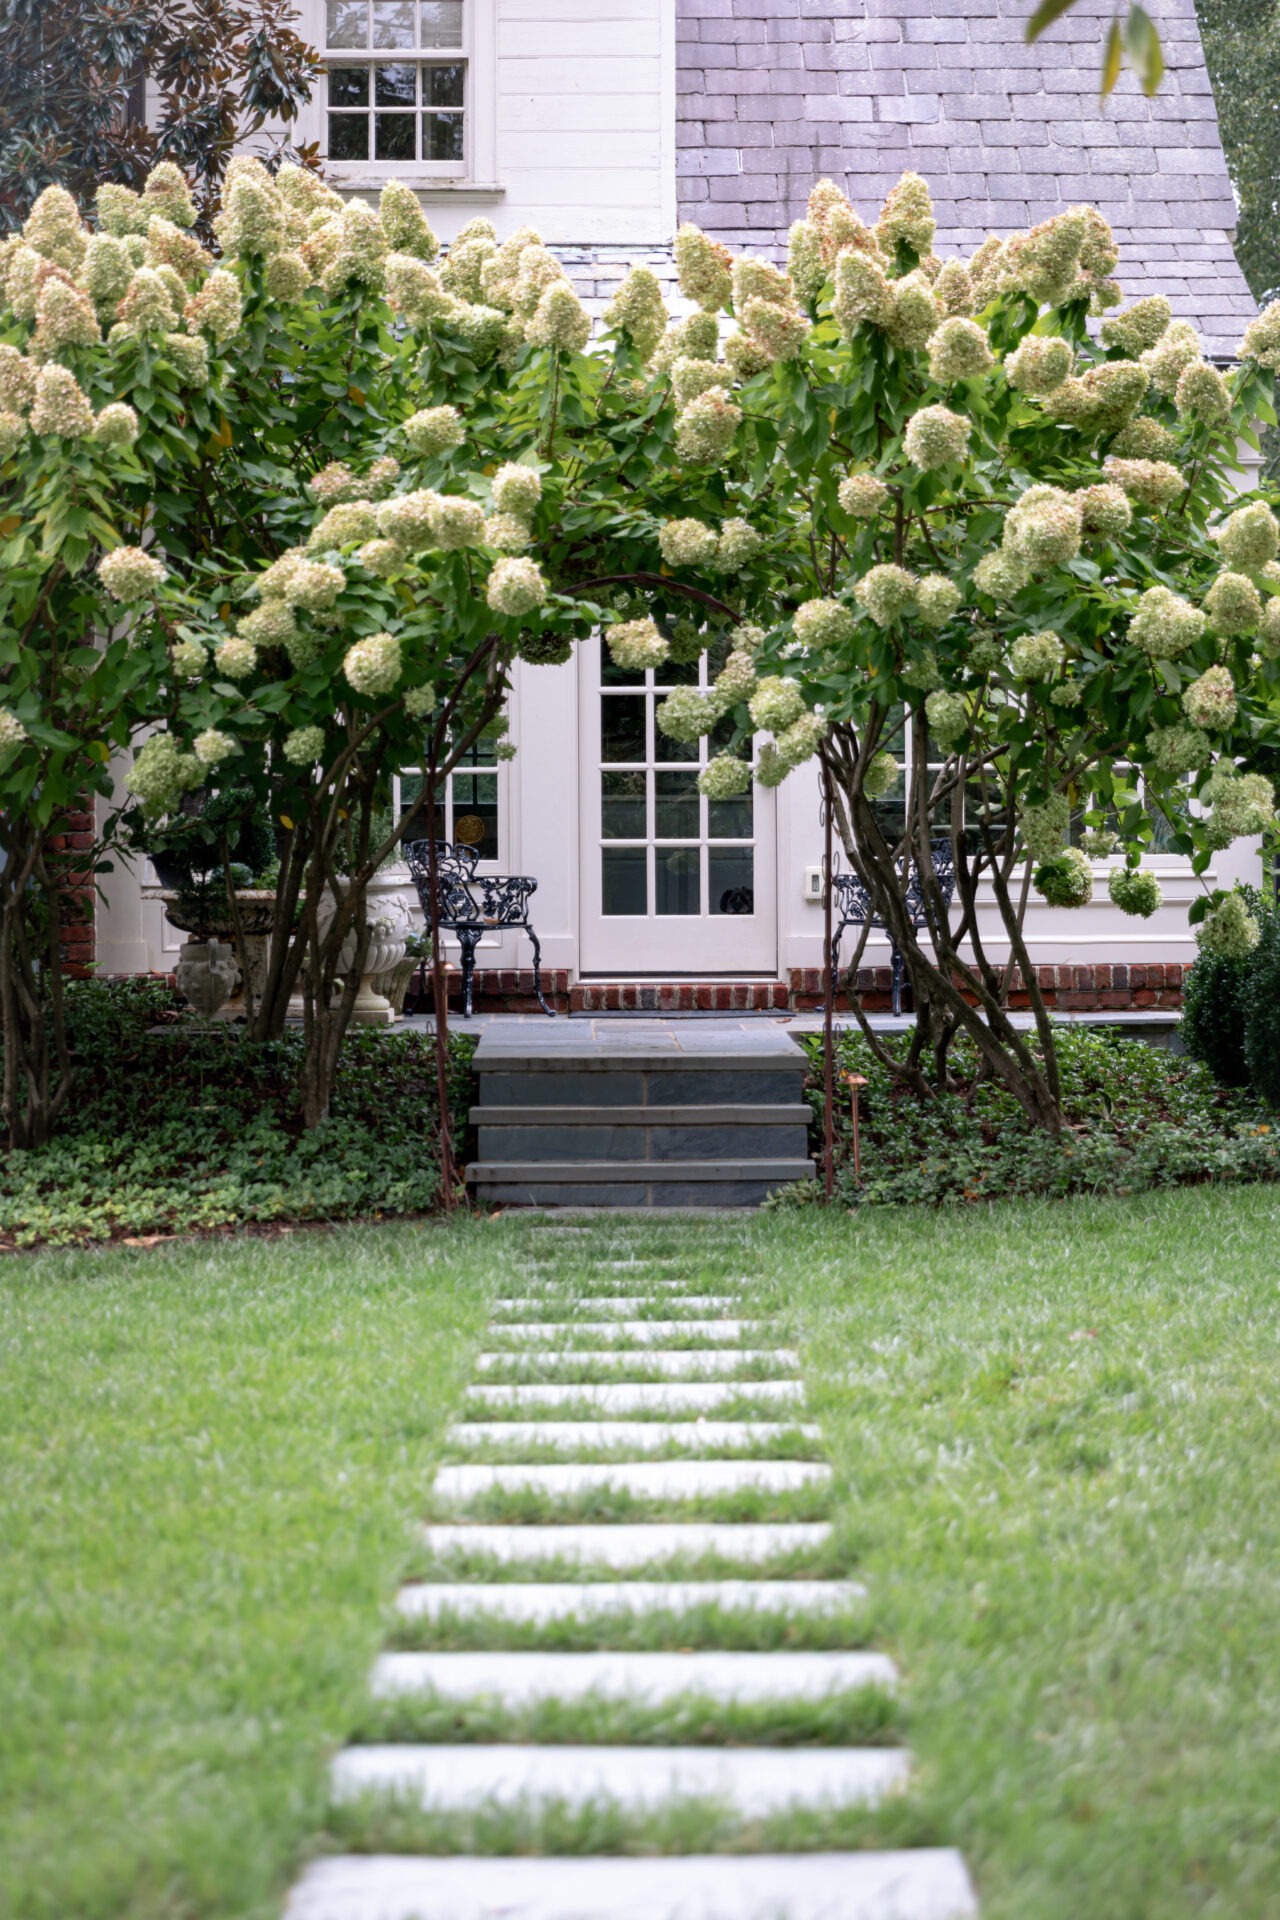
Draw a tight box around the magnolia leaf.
[1028,0,1074,43]
[1100,16,1123,97]
[1124,4,1165,95]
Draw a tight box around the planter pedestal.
[160,891,278,1022]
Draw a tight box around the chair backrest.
[404,839,482,925]
[903,840,957,927]
[833,840,955,931]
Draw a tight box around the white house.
[97,0,1264,1013]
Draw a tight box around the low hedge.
[0,981,475,1250]
[784,1025,1280,1209]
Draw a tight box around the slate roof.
[675,0,1257,356]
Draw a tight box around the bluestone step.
[286,1850,980,1920]
[491,1295,743,1314]
[369,1648,896,1704]
[422,1521,832,1567]
[470,1161,816,1211]
[489,1319,762,1344]
[474,1347,800,1376]
[433,1459,831,1501]
[331,1742,910,1816]
[464,1381,806,1413]
[394,1579,868,1624]
[446,1419,822,1452]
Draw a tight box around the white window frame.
[873,710,1204,879]
[300,0,497,194]
[394,739,506,874]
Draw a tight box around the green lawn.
[0,1224,493,1920]
[3,1189,1280,1919]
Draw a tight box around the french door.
[578,636,777,974]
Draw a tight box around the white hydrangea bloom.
[403,405,465,456]
[659,519,719,568]
[214,637,258,679]
[608,617,668,671]
[698,752,752,800]
[98,546,166,602]
[748,675,806,733]
[344,631,402,695]
[193,728,237,766]
[486,556,547,616]
[284,725,326,766]
[492,462,542,518]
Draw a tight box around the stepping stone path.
[287,1230,978,1920]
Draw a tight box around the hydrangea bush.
[610,173,1279,1132]
[0,159,776,1144]
[0,164,621,1142]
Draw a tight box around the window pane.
[375,112,416,159]
[602,771,646,840]
[657,654,702,688]
[656,846,700,916]
[329,64,369,105]
[328,113,370,158]
[371,0,415,46]
[603,847,647,916]
[424,112,465,162]
[421,0,463,45]
[452,772,497,859]
[375,59,417,104]
[327,0,369,47]
[708,712,737,755]
[426,61,465,104]
[601,695,645,764]
[655,771,699,840]
[654,721,697,764]
[708,786,752,840]
[710,848,754,915]
[602,654,645,688]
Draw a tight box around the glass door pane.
[598,643,755,920]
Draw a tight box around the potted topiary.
[129,787,279,1019]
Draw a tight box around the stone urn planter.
[173,938,240,1020]
[160,890,277,1022]
[315,870,413,1026]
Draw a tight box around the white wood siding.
[303,0,675,246]
[492,0,673,242]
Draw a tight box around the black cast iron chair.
[828,840,957,1018]
[404,839,555,1019]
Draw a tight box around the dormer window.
[323,1,468,173]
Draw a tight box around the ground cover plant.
[786,1023,1280,1209]
[7,1197,1279,1917]
[0,979,475,1249]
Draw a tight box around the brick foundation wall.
[52,804,96,979]
[787,963,1185,1014]
[454,965,1184,1016]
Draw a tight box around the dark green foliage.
[1243,908,1280,1105]
[1181,950,1253,1088]
[1196,0,1280,303]
[1182,884,1280,1103]
[785,1026,1279,1209]
[129,786,276,881]
[0,0,319,233]
[0,979,476,1247]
